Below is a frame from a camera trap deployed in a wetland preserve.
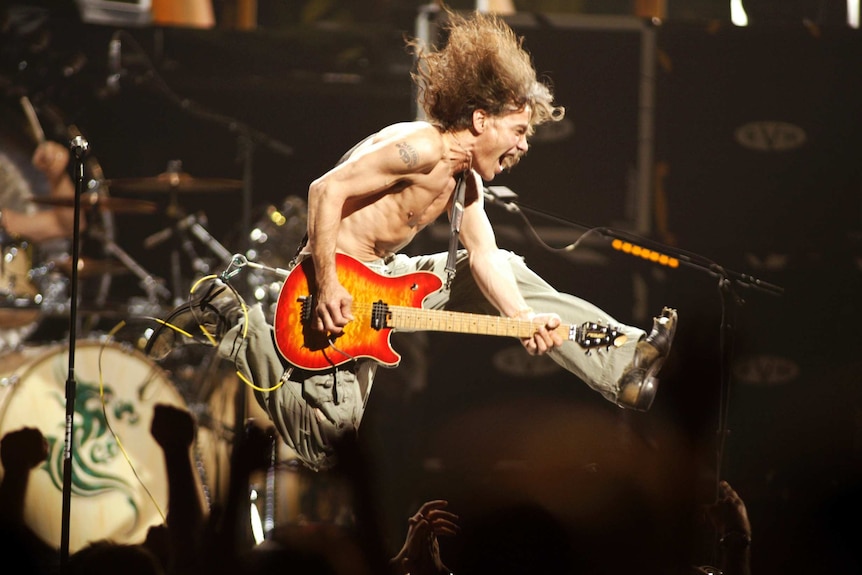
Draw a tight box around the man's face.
[475,106,531,181]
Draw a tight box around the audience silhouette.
[0,406,758,575]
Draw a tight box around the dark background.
[2,2,861,573]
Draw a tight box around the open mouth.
[500,153,521,171]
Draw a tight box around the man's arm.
[458,171,562,355]
[306,126,440,334]
[306,169,355,334]
[3,141,78,241]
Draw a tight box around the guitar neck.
[386,305,572,340]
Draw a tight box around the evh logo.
[734,121,807,151]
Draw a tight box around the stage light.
[611,239,679,269]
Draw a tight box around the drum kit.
[0,11,328,553]
[0,105,311,552]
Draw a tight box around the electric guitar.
[273,253,627,371]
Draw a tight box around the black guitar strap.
[444,171,468,291]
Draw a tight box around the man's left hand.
[521,312,563,355]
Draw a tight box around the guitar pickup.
[371,300,389,330]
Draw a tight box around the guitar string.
[343,300,547,337]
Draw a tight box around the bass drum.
[0,340,207,553]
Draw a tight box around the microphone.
[106,34,122,95]
[483,185,520,212]
[70,135,89,160]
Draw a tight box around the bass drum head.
[0,339,205,553]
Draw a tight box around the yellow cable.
[235,368,284,393]
[92,271,278,521]
[98,323,167,524]
[190,274,269,394]
[149,316,195,340]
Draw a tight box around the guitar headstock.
[575,321,628,351]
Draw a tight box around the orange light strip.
[611,238,680,268]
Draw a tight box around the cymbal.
[107,172,243,194]
[49,256,131,278]
[30,192,157,214]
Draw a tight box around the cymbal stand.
[114,32,290,541]
[142,168,233,306]
[186,213,233,263]
[86,226,171,307]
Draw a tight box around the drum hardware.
[144,211,233,264]
[29,192,157,214]
[106,165,243,196]
[87,228,172,305]
[135,161,235,306]
[46,255,132,278]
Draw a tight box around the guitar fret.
[391,307,536,337]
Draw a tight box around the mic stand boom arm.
[487,192,784,534]
[489,193,784,296]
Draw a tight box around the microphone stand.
[60,135,89,571]
[486,191,783,549]
[487,192,783,297]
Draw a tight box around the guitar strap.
[444,171,468,291]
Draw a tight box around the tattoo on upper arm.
[396,142,419,168]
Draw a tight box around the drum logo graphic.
[43,373,146,522]
[2,342,177,549]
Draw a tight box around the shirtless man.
[194,10,677,470]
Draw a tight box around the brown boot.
[616,307,678,411]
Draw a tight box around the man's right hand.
[314,279,355,335]
[32,141,70,184]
